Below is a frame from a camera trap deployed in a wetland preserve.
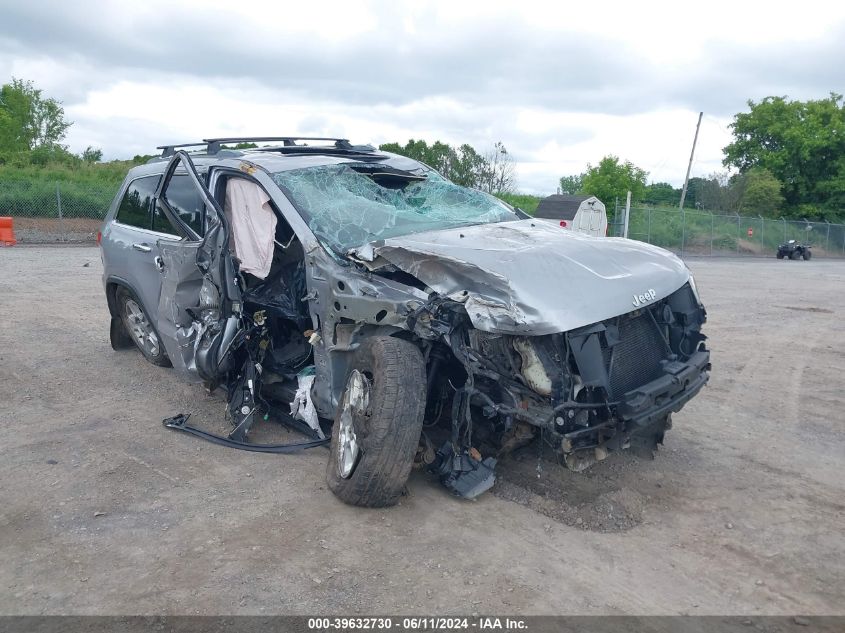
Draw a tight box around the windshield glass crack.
[272,164,517,252]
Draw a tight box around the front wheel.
[790,250,801,260]
[803,250,812,260]
[776,251,785,259]
[326,336,426,507]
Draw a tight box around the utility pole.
[679,111,703,210]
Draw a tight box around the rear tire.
[790,250,801,260]
[803,250,812,260]
[116,287,171,367]
[326,336,426,507]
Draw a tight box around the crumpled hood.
[352,219,690,335]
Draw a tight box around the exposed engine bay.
[402,280,709,495]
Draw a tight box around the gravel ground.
[0,246,843,615]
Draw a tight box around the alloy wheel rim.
[125,298,160,356]
[337,369,370,479]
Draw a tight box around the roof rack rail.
[156,137,374,158]
[202,136,359,154]
[156,142,210,158]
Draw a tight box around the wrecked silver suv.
[100,136,710,507]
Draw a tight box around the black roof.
[534,194,593,220]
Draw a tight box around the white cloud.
[3,0,844,194]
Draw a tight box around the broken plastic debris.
[290,369,323,439]
[430,442,497,500]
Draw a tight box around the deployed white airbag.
[224,178,277,279]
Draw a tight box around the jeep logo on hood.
[632,289,657,307]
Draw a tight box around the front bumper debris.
[617,350,711,427]
[429,442,498,500]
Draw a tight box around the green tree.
[450,143,486,188]
[378,141,405,156]
[559,174,583,194]
[0,81,33,153]
[643,182,680,206]
[736,167,784,216]
[0,78,71,153]
[694,171,745,212]
[689,169,785,214]
[723,94,845,214]
[379,139,456,178]
[580,155,648,207]
[27,144,78,166]
[686,177,708,208]
[378,139,515,191]
[81,146,103,163]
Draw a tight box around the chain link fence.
[3,178,845,257]
[0,178,118,243]
[610,207,845,258]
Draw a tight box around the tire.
[803,250,812,260]
[789,250,801,260]
[776,252,785,259]
[326,336,426,507]
[115,286,171,367]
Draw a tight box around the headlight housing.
[687,270,702,305]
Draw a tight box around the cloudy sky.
[2,0,844,193]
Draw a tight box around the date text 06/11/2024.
[307,617,529,630]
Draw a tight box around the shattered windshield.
[272,164,519,253]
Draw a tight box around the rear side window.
[153,205,182,237]
[116,176,159,229]
[162,174,205,235]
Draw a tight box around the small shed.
[534,194,607,236]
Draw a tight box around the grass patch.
[496,192,542,215]
[0,159,144,219]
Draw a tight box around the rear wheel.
[803,250,812,260]
[790,250,801,260]
[326,336,426,507]
[116,287,171,367]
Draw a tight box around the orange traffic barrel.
[0,217,17,246]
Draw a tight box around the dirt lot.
[0,246,843,616]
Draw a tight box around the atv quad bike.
[777,240,812,260]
